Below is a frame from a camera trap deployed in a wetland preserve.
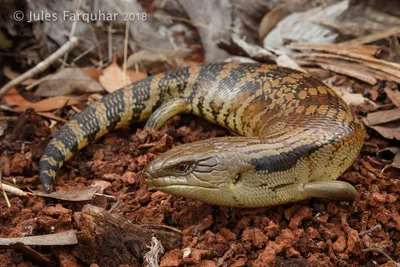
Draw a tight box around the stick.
[62,0,83,69]
[0,37,79,97]
[341,26,400,46]
[363,248,400,266]
[11,243,53,266]
[123,18,130,75]
[0,230,78,246]
[0,169,10,208]
[0,116,18,121]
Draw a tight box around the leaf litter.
[1,0,400,266]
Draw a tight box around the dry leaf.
[314,61,377,85]
[341,26,400,46]
[126,48,191,70]
[3,88,81,113]
[99,62,131,93]
[35,68,103,97]
[341,93,378,111]
[327,83,378,112]
[3,88,31,108]
[84,68,104,83]
[219,34,276,63]
[363,120,400,140]
[276,54,306,73]
[258,6,290,43]
[17,96,81,112]
[292,43,400,78]
[126,70,147,83]
[389,35,400,62]
[224,56,258,63]
[37,112,67,123]
[178,0,230,62]
[365,108,400,126]
[363,108,400,140]
[385,88,400,107]
[290,43,380,57]
[32,186,100,201]
[291,43,400,84]
[263,1,349,49]
[3,67,36,86]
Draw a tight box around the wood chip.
[73,204,182,266]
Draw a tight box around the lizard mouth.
[143,173,215,189]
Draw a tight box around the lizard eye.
[176,162,191,172]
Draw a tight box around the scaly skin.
[39,63,364,207]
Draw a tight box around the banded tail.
[39,64,202,192]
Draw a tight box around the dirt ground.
[0,79,399,266]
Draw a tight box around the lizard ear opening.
[233,173,243,184]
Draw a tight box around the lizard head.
[143,137,252,206]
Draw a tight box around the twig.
[363,247,400,267]
[217,244,236,267]
[11,242,53,266]
[0,37,79,97]
[62,0,83,69]
[341,26,400,46]
[108,199,120,213]
[108,23,114,64]
[25,74,51,90]
[71,45,95,64]
[1,182,30,198]
[87,24,104,67]
[359,224,382,237]
[123,17,130,75]
[0,116,18,121]
[94,193,116,199]
[0,169,11,208]
[0,230,78,246]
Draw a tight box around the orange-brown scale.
[39,62,364,204]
